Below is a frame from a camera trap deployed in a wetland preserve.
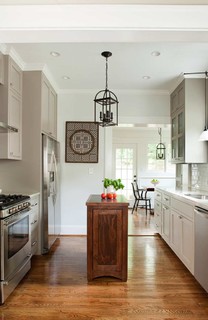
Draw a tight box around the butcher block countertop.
[86,194,129,206]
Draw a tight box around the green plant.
[103,178,125,191]
[151,178,159,184]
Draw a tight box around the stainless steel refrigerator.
[42,134,60,254]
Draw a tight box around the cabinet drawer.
[30,198,39,210]
[155,200,162,213]
[31,235,38,255]
[155,190,162,202]
[163,193,170,207]
[171,197,193,220]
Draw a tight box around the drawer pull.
[31,219,37,225]
[163,205,169,210]
[32,241,37,247]
[31,202,38,207]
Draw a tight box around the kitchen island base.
[86,194,129,282]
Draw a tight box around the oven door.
[2,208,31,280]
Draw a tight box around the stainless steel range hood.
[0,122,18,133]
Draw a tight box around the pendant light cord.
[105,57,108,90]
[158,128,162,143]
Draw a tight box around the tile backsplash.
[176,163,208,191]
[191,164,208,191]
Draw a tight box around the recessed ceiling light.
[50,51,60,57]
[62,76,70,80]
[151,51,161,57]
[143,76,151,80]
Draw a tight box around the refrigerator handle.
[50,150,58,204]
[48,172,51,198]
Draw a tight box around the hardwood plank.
[1,235,208,319]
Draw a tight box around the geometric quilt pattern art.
[65,121,99,163]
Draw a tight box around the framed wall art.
[65,121,99,163]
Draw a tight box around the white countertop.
[156,186,208,210]
[0,188,40,198]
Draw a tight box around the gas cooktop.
[0,194,30,217]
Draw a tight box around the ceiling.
[2,3,208,93]
[0,0,208,4]
[5,41,208,93]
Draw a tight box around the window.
[114,145,136,200]
[147,143,175,174]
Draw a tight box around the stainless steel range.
[0,194,31,304]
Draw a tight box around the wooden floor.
[128,208,156,236]
[1,211,208,319]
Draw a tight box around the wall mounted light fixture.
[94,51,119,127]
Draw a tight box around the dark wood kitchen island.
[86,194,129,282]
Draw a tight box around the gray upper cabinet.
[0,52,4,85]
[23,71,57,140]
[41,74,57,139]
[170,79,207,164]
[0,55,22,160]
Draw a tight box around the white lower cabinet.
[170,208,194,273]
[154,189,194,274]
[30,194,40,256]
[154,200,162,233]
[162,204,171,244]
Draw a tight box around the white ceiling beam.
[0,5,208,43]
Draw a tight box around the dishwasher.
[194,206,208,292]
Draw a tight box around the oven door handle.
[4,207,31,226]
[2,254,32,285]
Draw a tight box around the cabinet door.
[170,210,181,254]
[9,90,21,128]
[181,216,193,271]
[170,90,178,115]
[41,76,57,138]
[9,57,22,96]
[41,77,50,134]
[92,209,123,275]
[8,92,22,159]
[0,52,4,84]
[48,88,57,138]
[171,108,185,163]
[8,130,22,159]
[178,83,185,109]
[162,205,170,244]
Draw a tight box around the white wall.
[58,90,170,234]
[58,92,105,234]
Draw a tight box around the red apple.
[107,193,114,199]
[101,193,107,199]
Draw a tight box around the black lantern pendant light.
[156,128,166,160]
[94,51,119,127]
